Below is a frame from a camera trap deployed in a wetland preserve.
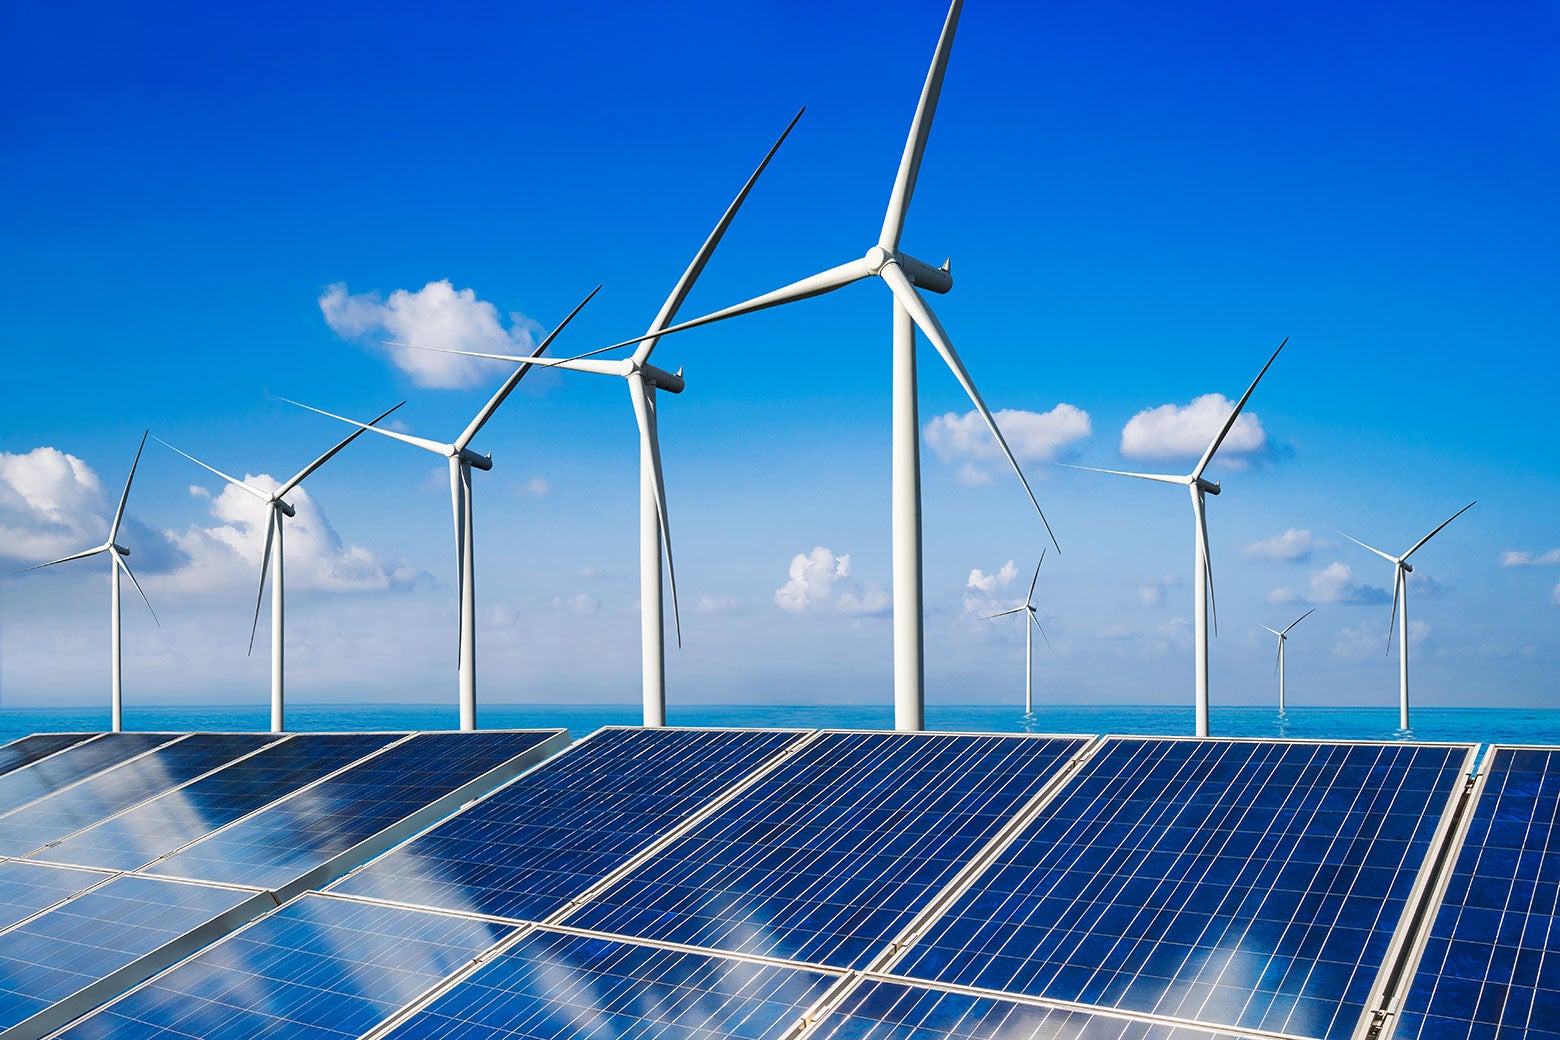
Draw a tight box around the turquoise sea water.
[4,703,1559,749]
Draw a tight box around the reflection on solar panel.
[0,732,278,857]
[51,894,517,1040]
[149,731,561,891]
[379,928,840,1040]
[332,726,803,921]
[815,979,1254,1040]
[0,861,110,932]
[567,732,1088,969]
[0,735,93,779]
[0,734,178,812]
[894,738,1471,1040]
[1393,746,1560,1040]
[35,732,400,871]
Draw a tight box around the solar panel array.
[11,727,1560,1040]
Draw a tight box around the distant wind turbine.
[592,0,1056,731]
[1259,607,1314,715]
[1337,501,1474,732]
[386,110,804,727]
[16,432,156,732]
[154,402,402,733]
[1063,339,1287,737]
[286,288,598,731]
[983,552,1050,714]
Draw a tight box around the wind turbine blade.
[280,398,449,456]
[637,107,805,365]
[630,375,681,647]
[277,401,406,498]
[449,461,468,667]
[1026,550,1045,604]
[879,0,964,251]
[1274,640,1282,675]
[248,508,277,656]
[153,437,269,502]
[15,544,109,573]
[454,286,600,452]
[1192,486,1217,635]
[1403,501,1476,561]
[1259,625,1282,637]
[1282,607,1316,635]
[108,431,149,544]
[1056,462,1185,486]
[1191,337,1287,481]
[1031,611,1053,651]
[982,606,1026,620]
[384,340,628,370]
[881,263,1059,552]
[116,554,158,627]
[1335,528,1399,565]
[1386,566,1402,653]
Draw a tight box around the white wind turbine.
[387,111,804,727]
[1063,339,1287,737]
[285,289,597,731]
[154,402,402,733]
[1338,501,1474,732]
[982,552,1050,714]
[595,0,1057,731]
[17,432,156,732]
[1259,607,1314,715]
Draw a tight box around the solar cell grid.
[0,733,179,814]
[893,738,1471,1040]
[0,734,94,779]
[331,726,804,922]
[565,732,1088,969]
[0,860,109,932]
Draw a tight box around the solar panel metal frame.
[0,735,188,818]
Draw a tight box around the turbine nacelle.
[459,449,494,472]
[865,245,952,294]
[112,543,130,557]
[640,362,685,394]
[274,499,298,519]
[1196,477,1221,495]
[1402,560,1414,573]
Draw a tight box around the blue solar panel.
[0,860,109,932]
[51,894,517,1040]
[35,732,400,871]
[0,732,278,858]
[0,874,254,1033]
[566,732,1088,969]
[379,927,840,1040]
[0,734,94,778]
[0,733,178,813]
[150,730,561,890]
[894,738,1471,1040]
[1394,746,1560,1040]
[816,979,1258,1039]
[332,726,803,922]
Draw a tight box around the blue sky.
[1,0,1555,719]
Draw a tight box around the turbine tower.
[287,289,597,730]
[1259,607,1314,715]
[154,402,402,733]
[388,111,803,727]
[1338,501,1474,732]
[983,552,1050,714]
[1064,339,1286,737]
[597,0,1056,731]
[17,432,157,731]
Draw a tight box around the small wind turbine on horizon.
[1062,339,1287,738]
[1337,501,1475,732]
[1259,607,1314,715]
[983,552,1050,714]
[153,402,402,733]
[16,432,156,732]
[285,289,598,731]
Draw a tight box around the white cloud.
[1244,528,1333,562]
[1553,581,1559,606]
[319,280,542,389]
[1137,573,1182,607]
[515,476,550,499]
[1308,561,1390,605]
[774,546,890,618]
[695,595,741,616]
[1332,618,1427,661]
[1120,393,1266,465]
[967,560,1018,594]
[924,405,1091,485]
[0,447,107,563]
[837,588,891,617]
[551,592,601,615]
[1267,587,1302,604]
[1503,549,1560,567]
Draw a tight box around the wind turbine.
[153,402,402,733]
[286,288,598,731]
[385,110,804,728]
[1259,607,1314,715]
[16,433,156,732]
[592,0,1056,731]
[1063,339,1287,737]
[983,552,1050,714]
[1338,501,1474,732]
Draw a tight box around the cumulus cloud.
[1308,561,1390,605]
[1332,619,1428,661]
[1503,549,1560,567]
[319,280,542,389]
[695,595,741,616]
[1243,528,1334,563]
[967,560,1018,594]
[551,592,601,615]
[0,447,106,562]
[924,405,1091,485]
[774,547,889,617]
[1120,394,1266,465]
[1267,587,1302,605]
[1137,573,1182,607]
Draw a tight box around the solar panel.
[146,730,565,892]
[49,893,518,1040]
[0,734,95,779]
[0,734,179,813]
[892,738,1473,1040]
[1391,745,1560,1040]
[0,861,111,932]
[565,732,1089,969]
[0,732,279,858]
[377,927,841,1040]
[34,732,401,872]
[331,726,804,922]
